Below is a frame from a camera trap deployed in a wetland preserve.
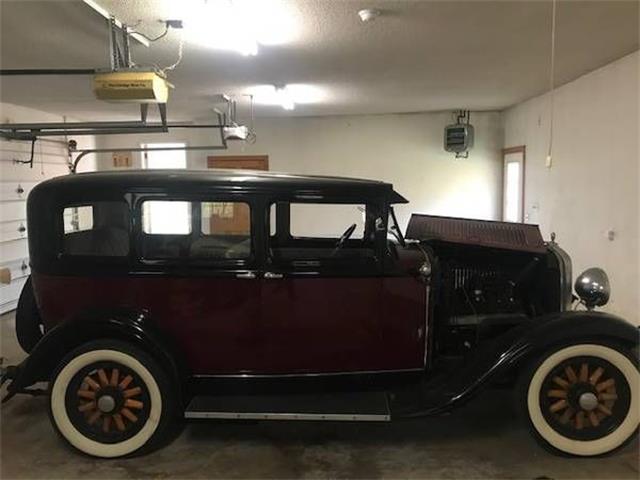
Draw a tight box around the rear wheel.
[15,277,43,353]
[520,343,639,456]
[49,340,178,458]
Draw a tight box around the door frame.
[263,195,386,278]
[502,146,526,223]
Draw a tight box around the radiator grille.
[406,214,546,253]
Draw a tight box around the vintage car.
[1,169,638,459]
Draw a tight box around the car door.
[133,195,263,375]
[257,199,395,374]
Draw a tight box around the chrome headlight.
[575,267,610,309]
[418,262,432,279]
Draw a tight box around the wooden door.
[207,155,269,171]
[206,156,269,235]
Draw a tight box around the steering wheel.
[335,223,357,250]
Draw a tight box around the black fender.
[3,308,189,405]
[15,276,44,353]
[397,311,639,417]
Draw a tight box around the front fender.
[521,311,639,351]
[3,308,187,402]
[399,311,639,417]
[495,311,639,376]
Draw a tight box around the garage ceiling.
[0,0,638,121]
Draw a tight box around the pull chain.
[547,0,557,168]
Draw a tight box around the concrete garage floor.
[1,312,638,480]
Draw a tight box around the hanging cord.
[129,21,170,43]
[547,0,557,165]
[38,138,45,175]
[123,20,185,76]
[246,94,257,144]
[158,30,185,75]
[13,138,36,168]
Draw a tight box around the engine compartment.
[426,242,563,357]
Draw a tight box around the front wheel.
[519,342,639,457]
[49,340,179,458]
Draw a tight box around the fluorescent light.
[181,0,300,55]
[248,84,327,110]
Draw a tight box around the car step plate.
[185,392,391,422]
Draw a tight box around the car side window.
[140,200,251,260]
[62,201,130,256]
[268,201,377,264]
[290,203,365,239]
[192,201,251,259]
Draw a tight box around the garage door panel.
[0,239,29,263]
[0,182,38,202]
[0,220,27,243]
[0,276,27,314]
[0,201,26,222]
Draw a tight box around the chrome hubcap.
[579,392,599,411]
[97,395,116,413]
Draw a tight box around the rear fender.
[3,308,187,403]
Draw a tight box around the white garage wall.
[0,102,96,312]
[95,111,505,228]
[503,51,639,325]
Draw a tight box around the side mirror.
[575,267,610,310]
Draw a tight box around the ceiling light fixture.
[181,0,300,56]
[276,87,295,111]
[248,84,327,111]
[358,8,381,23]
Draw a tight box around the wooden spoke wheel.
[523,343,639,457]
[68,364,151,443]
[49,340,178,458]
[539,356,630,441]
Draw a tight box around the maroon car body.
[2,169,637,459]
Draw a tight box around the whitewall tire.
[49,340,177,458]
[522,343,639,457]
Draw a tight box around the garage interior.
[0,0,638,478]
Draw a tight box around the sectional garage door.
[0,137,71,313]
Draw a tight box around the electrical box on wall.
[444,110,474,158]
[112,152,132,168]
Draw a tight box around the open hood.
[405,214,547,254]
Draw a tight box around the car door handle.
[236,272,257,279]
[264,271,283,279]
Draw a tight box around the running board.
[185,392,391,422]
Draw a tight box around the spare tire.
[16,276,44,353]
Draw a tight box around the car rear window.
[62,201,130,256]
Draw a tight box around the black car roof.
[33,169,409,203]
